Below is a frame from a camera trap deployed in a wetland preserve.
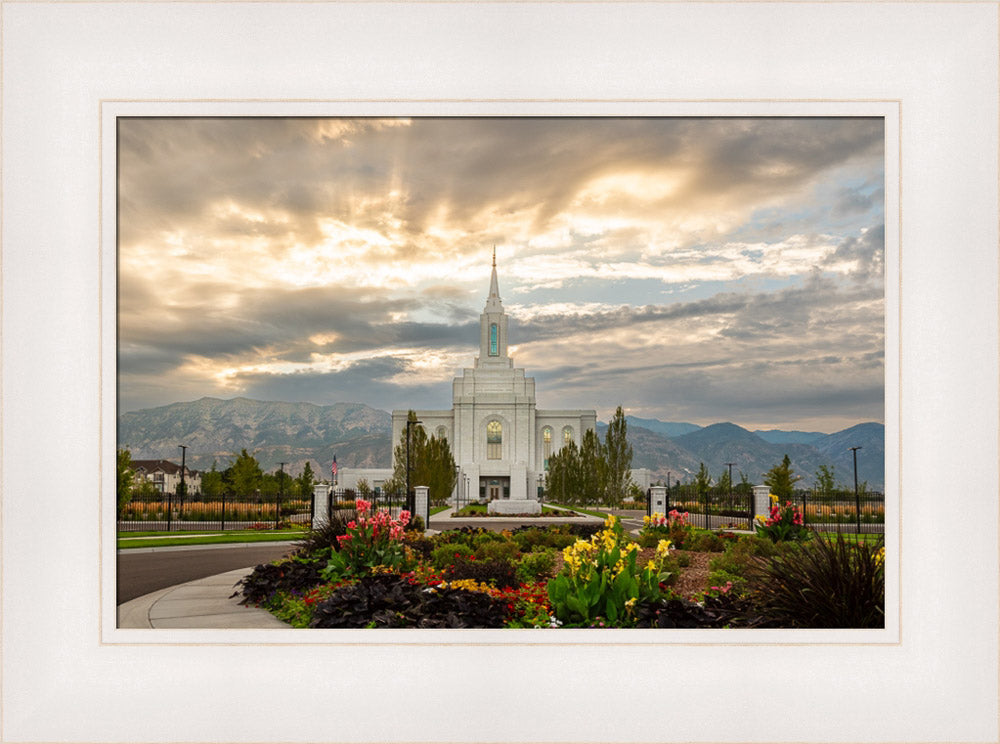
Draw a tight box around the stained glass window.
[543,426,552,470]
[489,323,498,356]
[487,420,502,459]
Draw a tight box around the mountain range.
[118,397,885,490]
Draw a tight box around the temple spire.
[488,246,501,302]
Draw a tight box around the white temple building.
[338,251,649,513]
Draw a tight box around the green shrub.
[674,551,692,568]
[686,532,726,552]
[431,542,475,569]
[709,535,779,575]
[512,527,576,551]
[515,549,556,583]
[747,533,884,628]
[475,539,521,563]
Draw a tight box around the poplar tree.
[603,406,634,507]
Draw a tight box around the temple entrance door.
[489,485,501,500]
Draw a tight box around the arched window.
[487,420,502,460]
[489,323,499,356]
[562,426,574,447]
[436,425,447,441]
[542,426,553,470]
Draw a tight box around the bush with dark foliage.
[294,515,353,556]
[233,558,325,604]
[633,595,773,629]
[309,574,508,628]
[747,533,884,628]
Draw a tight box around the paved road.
[116,543,298,604]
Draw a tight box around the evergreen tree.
[603,406,633,507]
[296,461,316,498]
[813,464,836,497]
[117,448,134,515]
[390,411,456,504]
[694,462,713,509]
[421,435,457,505]
[229,449,263,497]
[764,454,801,501]
[547,439,581,505]
[201,460,223,499]
[579,428,605,505]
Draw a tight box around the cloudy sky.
[118,117,884,432]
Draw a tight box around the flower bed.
[234,503,885,629]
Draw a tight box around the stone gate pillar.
[414,485,429,528]
[649,485,667,516]
[752,484,772,522]
[312,482,331,529]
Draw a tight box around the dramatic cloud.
[118,117,885,431]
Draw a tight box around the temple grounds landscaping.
[233,497,884,629]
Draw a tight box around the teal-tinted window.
[489,323,498,356]
[487,420,502,459]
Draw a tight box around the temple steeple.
[477,246,510,366]
[486,245,502,311]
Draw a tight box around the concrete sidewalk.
[117,567,289,629]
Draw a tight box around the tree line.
[544,406,638,507]
[117,447,318,513]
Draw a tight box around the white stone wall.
[335,467,395,492]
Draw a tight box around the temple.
[388,248,597,514]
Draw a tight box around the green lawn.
[545,503,611,519]
[117,529,307,549]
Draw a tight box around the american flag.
[331,455,338,479]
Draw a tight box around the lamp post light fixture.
[849,446,862,535]
[406,419,422,514]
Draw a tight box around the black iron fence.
[325,487,410,523]
[796,490,886,534]
[646,486,885,534]
[651,487,756,531]
[117,492,313,532]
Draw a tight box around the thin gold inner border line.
[101,98,902,647]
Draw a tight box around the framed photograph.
[2,2,996,743]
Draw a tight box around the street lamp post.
[276,462,287,530]
[850,446,862,535]
[177,444,187,526]
[406,419,422,514]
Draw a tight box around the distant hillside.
[625,416,701,438]
[118,397,392,475]
[119,398,884,489]
[601,419,884,489]
[753,429,827,445]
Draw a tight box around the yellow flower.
[875,547,885,566]
[655,539,672,559]
[769,493,778,503]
